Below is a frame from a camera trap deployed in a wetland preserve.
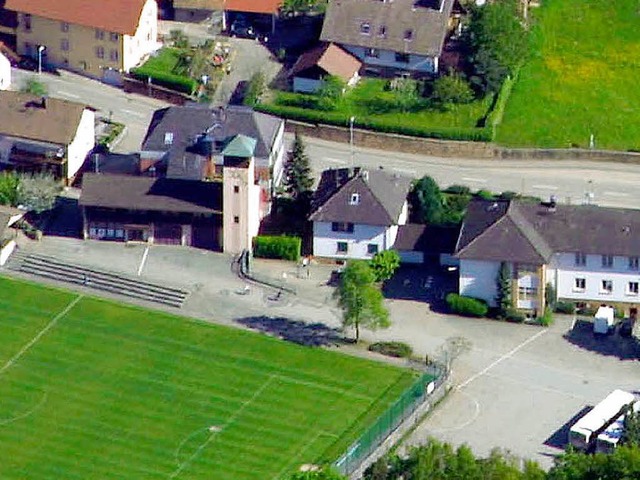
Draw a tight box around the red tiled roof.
[224,0,282,14]
[290,43,361,82]
[4,0,149,35]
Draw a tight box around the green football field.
[0,277,415,479]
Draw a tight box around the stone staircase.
[7,252,189,308]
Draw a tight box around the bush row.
[445,293,489,317]
[368,341,413,358]
[254,103,493,142]
[485,70,518,140]
[253,235,301,261]
[129,68,197,95]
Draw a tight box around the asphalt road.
[10,68,169,153]
[296,135,640,209]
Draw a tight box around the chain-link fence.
[334,364,447,476]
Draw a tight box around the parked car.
[230,17,255,39]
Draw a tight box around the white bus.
[569,389,636,451]
[595,401,640,454]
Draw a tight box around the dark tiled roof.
[79,173,222,214]
[395,223,458,254]
[320,0,453,57]
[309,167,411,226]
[289,43,362,81]
[456,199,640,263]
[0,91,89,146]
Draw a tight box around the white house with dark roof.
[320,0,453,76]
[309,167,411,259]
[456,199,640,315]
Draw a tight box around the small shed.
[289,43,361,93]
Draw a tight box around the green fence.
[334,365,446,475]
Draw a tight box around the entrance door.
[126,228,148,242]
[154,224,182,245]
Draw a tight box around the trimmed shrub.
[475,189,496,200]
[446,293,489,317]
[443,184,472,195]
[555,301,575,314]
[538,307,554,327]
[129,68,197,95]
[504,309,526,323]
[253,235,301,261]
[368,341,413,358]
[244,71,266,107]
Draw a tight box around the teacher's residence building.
[5,0,159,84]
[455,199,640,316]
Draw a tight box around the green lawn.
[497,0,640,150]
[141,47,188,76]
[0,278,415,479]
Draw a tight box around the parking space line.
[137,246,150,276]
[457,329,547,390]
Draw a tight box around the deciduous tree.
[369,250,401,283]
[17,173,60,213]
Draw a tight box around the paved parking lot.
[5,236,640,468]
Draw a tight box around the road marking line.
[57,90,80,99]
[0,295,83,377]
[603,191,629,197]
[323,157,345,164]
[532,184,559,190]
[461,177,487,183]
[137,246,150,276]
[457,329,547,390]
[122,108,145,119]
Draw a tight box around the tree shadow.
[563,319,640,361]
[40,197,82,238]
[236,315,345,347]
[543,405,593,450]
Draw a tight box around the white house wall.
[0,53,10,90]
[0,240,16,266]
[66,108,96,179]
[313,222,390,259]
[459,259,500,306]
[122,0,159,72]
[554,252,640,304]
[343,45,437,74]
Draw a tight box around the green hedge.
[504,309,526,323]
[368,341,413,358]
[253,235,301,261]
[129,68,197,95]
[555,301,575,314]
[254,103,492,142]
[486,69,518,140]
[446,293,489,317]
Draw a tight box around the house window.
[23,14,31,32]
[367,243,379,255]
[234,216,240,224]
[164,132,173,145]
[337,241,348,254]
[518,286,538,300]
[110,32,119,42]
[109,49,119,62]
[96,46,105,59]
[233,185,240,193]
[574,252,586,266]
[378,25,387,37]
[601,280,613,294]
[61,22,69,33]
[365,48,379,58]
[360,22,371,35]
[404,29,413,41]
[574,278,586,291]
[629,257,639,270]
[331,222,354,233]
[602,255,613,268]
[395,52,410,63]
[349,193,360,205]
[95,29,105,40]
[61,38,69,52]
[627,282,639,295]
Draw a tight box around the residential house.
[141,103,285,217]
[80,133,261,254]
[5,0,159,84]
[309,167,411,259]
[0,91,95,182]
[173,0,223,22]
[289,42,361,93]
[0,49,9,89]
[320,0,454,77]
[455,199,640,316]
[0,204,25,266]
[0,0,17,49]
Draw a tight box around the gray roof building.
[310,167,412,226]
[456,199,640,263]
[320,0,453,57]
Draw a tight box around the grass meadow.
[0,278,415,479]
[497,0,640,150]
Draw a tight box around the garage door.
[192,225,218,250]
[154,224,182,245]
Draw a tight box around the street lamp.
[349,116,355,167]
[37,45,46,74]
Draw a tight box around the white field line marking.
[274,374,371,401]
[532,184,559,190]
[461,176,487,183]
[457,329,547,390]
[0,391,48,426]
[0,295,82,377]
[137,246,150,276]
[427,389,480,434]
[273,430,339,480]
[169,375,275,479]
[57,90,80,99]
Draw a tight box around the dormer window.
[404,29,414,41]
[164,132,174,145]
[350,193,360,205]
[360,22,371,35]
[378,25,387,37]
